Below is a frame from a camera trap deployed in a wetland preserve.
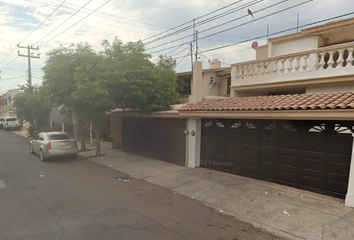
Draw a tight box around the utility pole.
[190,42,193,71]
[17,44,40,94]
[195,30,199,61]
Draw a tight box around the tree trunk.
[94,127,101,157]
[79,119,86,151]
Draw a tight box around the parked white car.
[3,117,21,131]
[29,132,78,161]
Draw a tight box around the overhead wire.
[19,0,67,44]
[33,0,94,46]
[199,0,314,40]
[199,11,354,54]
[147,0,314,54]
[142,0,248,42]
[46,0,168,29]
[144,0,262,45]
[38,0,112,46]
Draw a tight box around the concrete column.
[345,133,354,207]
[186,118,201,168]
[190,61,203,103]
[61,122,65,132]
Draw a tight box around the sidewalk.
[79,144,354,240]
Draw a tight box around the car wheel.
[39,149,46,162]
[29,144,34,154]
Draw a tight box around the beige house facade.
[111,17,354,208]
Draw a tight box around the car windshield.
[48,134,71,140]
[6,118,17,122]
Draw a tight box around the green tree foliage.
[42,43,97,151]
[41,38,180,156]
[14,88,51,136]
[100,38,180,113]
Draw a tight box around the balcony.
[231,42,354,90]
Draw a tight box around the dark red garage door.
[201,119,353,199]
[123,117,186,166]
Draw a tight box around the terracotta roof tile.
[179,92,354,112]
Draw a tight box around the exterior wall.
[321,27,354,46]
[270,36,319,57]
[256,45,268,59]
[110,113,123,145]
[306,83,354,94]
[218,77,229,96]
[202,72,219,96]
[189,61,203,103]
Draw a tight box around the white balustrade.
[232,43,354,80]
[337,50,344,68]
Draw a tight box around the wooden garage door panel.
[301,175,324,191]
[327,161,350,177]
[201,119,352,199]
[327,180,348,197]
[330,141,352,155]
[300,158,325,173]
[123,117,186,166]
[303,139,326,152]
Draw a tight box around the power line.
[199,0,291,35]
[142,0,250,42]
[19,0,67,44]
[147,0,314,54]
[199,0,315,41]
[145,0,269,51]
[199,11,354,54]
[46,0,168,29]
[39,0,112,46]
[145,0,261,46]
[33,0,94,46]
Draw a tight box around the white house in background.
[0,89,22,117]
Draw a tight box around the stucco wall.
[321,26,354,46]
[256,45,268,59]
[271,36,319,57]
[306,83,354,94]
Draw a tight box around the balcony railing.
[232,42,354,81]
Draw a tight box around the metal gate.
[201,119,353,199]
[123,117,186,166]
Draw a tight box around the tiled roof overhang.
[178,92,354,120]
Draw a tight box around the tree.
[42,43,97,151]
[100,38,180,113]
[41,38,180,157]
[69,56,115,157]
[14,88,51,136]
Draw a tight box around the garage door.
[201,119,353,199]
[123,117,186,166]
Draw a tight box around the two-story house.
[179,17,354,207]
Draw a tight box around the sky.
[0,0,353,94]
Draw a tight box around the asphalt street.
[0,130,287,240]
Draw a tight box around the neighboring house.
[177,59,231,103]
[111,17,354,207]
[179,17,354,207]
[0,89,22,118]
